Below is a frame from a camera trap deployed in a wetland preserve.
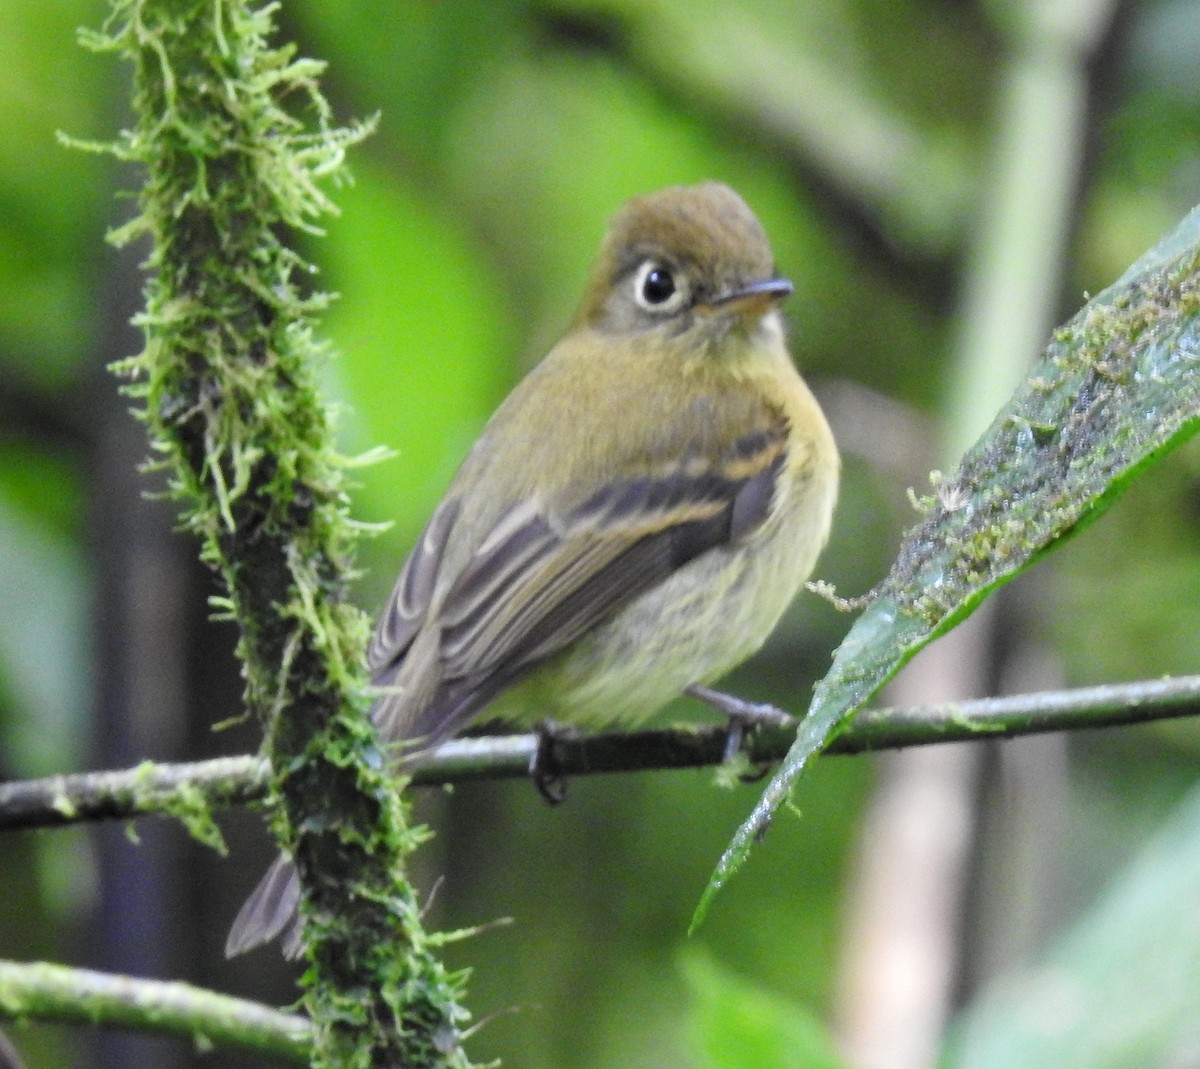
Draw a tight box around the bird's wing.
[367,495,461,672]
[373,420,790,749]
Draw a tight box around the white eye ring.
[632,260,688,314]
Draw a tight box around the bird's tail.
[224,852,303,958]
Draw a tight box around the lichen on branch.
[79,2,473,1065]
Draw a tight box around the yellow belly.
[517,451,837,728]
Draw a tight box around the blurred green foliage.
[2,0,1200,1067]
[942,777,1200,1069]
[683,949,851,1069]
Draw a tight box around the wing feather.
[368,496,461,676]
[388,421,789,746]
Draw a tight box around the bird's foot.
[529,719,577,804]
[685,684,795,780]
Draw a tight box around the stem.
[0,961,311,1063]
[3,675,1197,831]
[82,3,471,1065]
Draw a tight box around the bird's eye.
[633,260,687,313]
[640,266,676,304]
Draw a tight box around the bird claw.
[529,720,574,804]
[685,684,795,780]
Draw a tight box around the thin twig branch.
[0,757,269,833]
[2,675,1197,833]
[0,960,312,1063]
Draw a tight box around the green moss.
[877,241,1200,626]
[79,2,473,1065]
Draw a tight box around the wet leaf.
[696,203,1200,927]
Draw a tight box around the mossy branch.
[0,961,312,1064]
[79,2,472,1066]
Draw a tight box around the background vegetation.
[1,1,1199,1067]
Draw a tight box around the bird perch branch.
[2,674,1197,833]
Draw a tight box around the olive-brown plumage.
[227,182,839,957]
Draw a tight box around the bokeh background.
[2,1,1200,1068]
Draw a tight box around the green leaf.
[695,203,1200,927]
[681,949,851,1069]
[940,779,1200,1068]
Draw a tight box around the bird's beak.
[696,277,793,320]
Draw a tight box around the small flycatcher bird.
[227,181,839,957]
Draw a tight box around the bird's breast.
[519,410,838,729]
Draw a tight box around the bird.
[226,181,840,957]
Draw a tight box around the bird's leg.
[529,719,576,804]
[685,684,795,776]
